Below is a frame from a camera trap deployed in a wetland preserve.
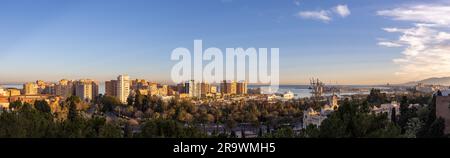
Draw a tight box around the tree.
[426,117,445,138]
[9,100,22,110]
[367,89,386,105]
[299,125,319,138]
[68,99,79,121]
[391,108,397,123]
[137,119,205,138]
[398,96,412,132]
[34,100,51,113]
[404,118,424,138]
[101,96,121,112]
[317,99,401,138]
[417,94,444,138]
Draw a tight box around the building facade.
[55,79,74,98]
[23,82,38,95]
[436,91,450,134]
[236,81,248,95]
[105,80,118,97]
[74,79,99,102]
[117,75,130,103]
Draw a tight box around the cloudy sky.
[0,0,449,85]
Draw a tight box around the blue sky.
[1,0,448,84]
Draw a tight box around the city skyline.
[1,0,450,85]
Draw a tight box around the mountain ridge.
[403,77,450,86]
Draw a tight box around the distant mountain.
[403,77,450,86]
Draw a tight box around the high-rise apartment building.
[220,80,231,94]
[159,85,168,96]
[23,82,38,95]
[117,75,130,103]
[55,79,73,98]
[185,80,200,98]
[74,79,99,102]
[230,81,237,95]
[177,83,186,94]
[210,86,217,94]
[105,80,118,97]
[75,82,93,101]
[149,82,158,96]
[236,81,248,95]
[200,82,210,96]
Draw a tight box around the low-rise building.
[0,87,7,96]
[371,101,399,119]
[303,108,328,128]
[303,96,340,128]
[7,88,21,96]
[283,91,295,100]
[9,95,51,104]
[0,97,9,109]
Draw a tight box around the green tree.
[9,100,22,110]
[68,100,79,121]
[101,96,121,112]
[34,100,51,113]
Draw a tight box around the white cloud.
[377,5,450,26]
[296,4,350,23]
[378,41,403,47]
[297,10,331,22]
[334,5,351,17]
[378,4,450,80]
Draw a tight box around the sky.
[1,0,449,85]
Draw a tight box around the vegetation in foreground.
[0,89,446,138]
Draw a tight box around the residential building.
[36,80,47,94]
[0,97,9,109]
[55,79,73,98]
[230,81,237,94]
[200,82,210,97]
[105,80,118,97]
[177,82,186,94]
[131,79,149,90]
[436,90,450,134]
[117,75,130,103]
[75,81,93,101]
[415,83,440,93]
[7,88,21,96]
[74,79,98,101]
[283,91,295,100]
[42,83,56,95]
[158,85,168,96]
[210,85,217,94]
[236,81,248,95]
[23,82,38,95]
[149,82,158,96]
[220,80,232,94]
[185,80,200,98]
[0,87,6,96]
[371,101,400,120]
[9,95,51,105]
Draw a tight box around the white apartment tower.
[117,75,130,103]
